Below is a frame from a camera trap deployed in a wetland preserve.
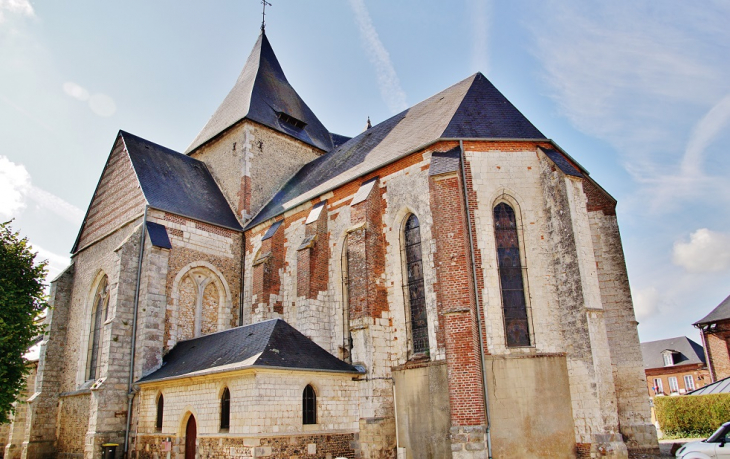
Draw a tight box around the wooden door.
[185,415,196,459]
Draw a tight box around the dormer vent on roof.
[186,31,334,154]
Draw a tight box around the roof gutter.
[136,364,365,386]
[124,206,147,457]
[458,140,493,459]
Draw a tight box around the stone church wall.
[190,120,323,221]
[133,370,359,458]
[146,211,242,353]
[588,211,658,451]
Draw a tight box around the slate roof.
[694,294,730,326]
[641,336,706,370]
[138,319,361,383]
[247,72,547,228]
[121,131,242,231]
[540,148,583,178]
[689,376,730,395]
[186,32,334,154]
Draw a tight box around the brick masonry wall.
[703,320,730,381]
[77,135,146,251]
[645,364,710,396]
[428,170,486,428]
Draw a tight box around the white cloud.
[0,155,84,225]
[62,81,117,117]
[0,0,34,23]
[467,0,491,75]
[348,0,407,114]
[0,154,31,218]
[528,1,730,212]
[632,286,660,322]
[30,243,71,281]
[88,93,116,117]
[682,92,730,176]
[673,228,730,273]
[63,81,90,101]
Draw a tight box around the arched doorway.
[185,415,197,459]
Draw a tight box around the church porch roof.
[138,319,361,384]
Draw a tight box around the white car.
[676,422,730,458]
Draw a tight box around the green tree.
[0,221,47,423]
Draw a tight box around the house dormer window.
[662,351,675,366]
[277,112,307,130]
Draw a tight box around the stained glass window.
[494,203,530,347]
[220,388,230,430]
[404,214,429,355]
[88,276,109,380]
[156,394,164,431]
[303,385,316,424]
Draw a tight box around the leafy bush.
[655,393,730,438]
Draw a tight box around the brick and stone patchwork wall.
[151,211,242,352]
[135,432,355,459]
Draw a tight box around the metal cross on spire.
[261,0,272,32]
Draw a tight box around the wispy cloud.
[348,0,407,114]
[467,0,491,75]
[673,228,730,273]
[632,286,660,322]
[63,81,117,117]
[0,0,34,23]
[30,243,71,281]
[528,1,730,212]
[0,155,84,225]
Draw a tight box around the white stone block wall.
[136,370,359,438]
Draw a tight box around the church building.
[4,29,659,459]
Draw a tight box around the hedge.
[655,393,730,437]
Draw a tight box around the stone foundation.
[450,425,487,459]
[134,433,355,459]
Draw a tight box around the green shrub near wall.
[655,394,730,437]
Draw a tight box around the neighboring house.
[695,294,730,382]
[641,336,709,397]
[2,30,660,459]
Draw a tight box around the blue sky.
[1,1,729,345]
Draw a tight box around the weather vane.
[261,0,272,32]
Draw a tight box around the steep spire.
[186,32,334,154]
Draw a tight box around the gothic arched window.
[494,203,530,347]
[156,393,164,431]
[403,214,429,355]
[303,385,316,425]
[220,388,230,430]
[87,275,109,380]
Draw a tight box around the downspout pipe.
[239,231,245,326]
[125,206,148,457]
[458,140,493,459]
[696,324,715,383]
